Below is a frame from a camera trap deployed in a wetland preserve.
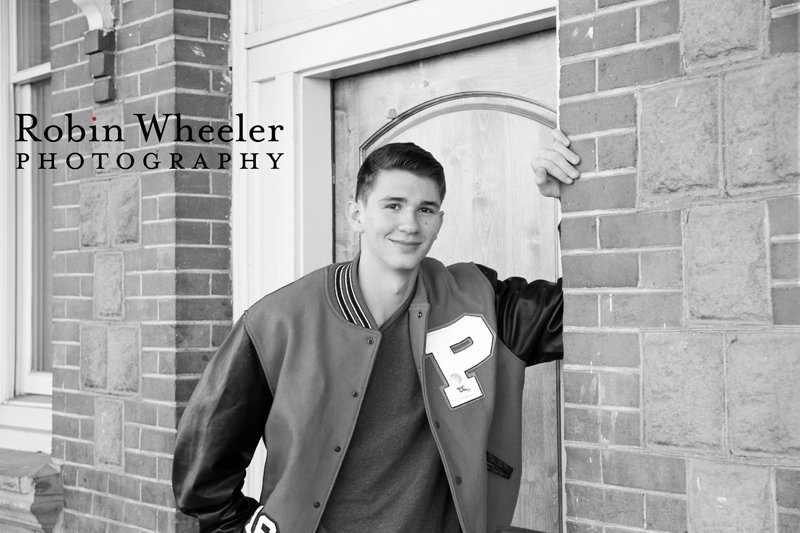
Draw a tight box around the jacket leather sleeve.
[476,264,563,366]
[173,312,272,533]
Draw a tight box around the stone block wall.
[558,0,799,530]
[49,1,232,531]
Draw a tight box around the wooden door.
[333,31,561,532]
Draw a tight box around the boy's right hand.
[530,129,581,199]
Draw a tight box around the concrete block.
[567,522,601,533]
[688,460,773,532]
[600,293,682,328]
[560,10,637,57]
[598,43,681,90]
[108,326,140,393]
[92,105,124,174]
[641,250,683,289]
[563,332,639,367]
[95,252,124,319]
[81,324,107,389]
[566,447,601,482]
[599,210,681,248]
[598,133,636,171]
[80,181,108,247]
[640,78,720,206]
[728,331,800,456]
[777,468,800,509]
[564,371,599,405]
[564,407,600,443]
[563,253,638,288]
[602,450,686,493]
[725,60,799,190]
[643,332,725,452]
[646,495,687,533]
[682,0,762,68]
[109,177,140,245]
[686,202,769,323]
[95,398,123,468]
[559,0,594,19]
[566,483,644,527]
[640,0,679,40]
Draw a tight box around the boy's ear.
[345,199,365,233]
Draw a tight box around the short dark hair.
[355,142,446,203]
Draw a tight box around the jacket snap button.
[352,391,359,397]
[434,421,440,429]
[334,446,342,452]
[314,501,321,508]
[417,311,422,318]
[367,338,374,345]
[455,477,462,485]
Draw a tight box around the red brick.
[564,332,639,367]
[777,469,800,509]
[65,440,94,465]
[52,88,81,115]
[140,12,175,44]
[564,371,599,405]
[174,40,228,66]
[601,410,640,445]
[64,487,92,514]
[140,428,177,454]
[212,68,232,93]
[566,446,601,482]
[561,93,636,135]
[174,197,230,222]
[563,253,638,288]
[174,93,231,120]
[51,42,80,69]
[640,0,680,40]
[174,11,210,39]
[122,0,156,24]
[770,14,800,55]
[599,43,681,90]
[567,522,601,533]
[53,414,80,438]
[175,297,231,321]
[140,65,176,95]
[53,320,80,342]
[570,138,596,174]
[566,483,644,527]
[603,450,685,493]
[600,372,639,407]
[125,501,159,530]
[175,247,230,270]
[564,407,600,443]
[769,196,800,235]
[65,62,91,89]
[173,0,230,14]
[210,17,231,41]
[560,0,595,19]
[158,457,174,481]
[598,133,636,171]
[565,293,598,327]
[66,299,94,319]
[142,376,175,401]
[561,61,595,98]
[117,25,141,50]
[601,293,683,327]
[175,64,211,91]
[561,217,597,250]
[66,393,95,416]
[54,275,81,296]
[212,324,232,346]
[175,351,213,375]
[80,419,94,441]
[780,514,800,533]
[772,242,799,279]
[177,377,201,402]
[141,480,176,507]
[125,452,158,478]
[560,10,637,57]
[94,493,125,521]
[599,210,682,248]
[561,174,637,213]
[212,223,231,246]
[773,287,800,325]
[641,250,683,289]
[646,495,687,532]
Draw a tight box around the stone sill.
[0,448,62,533]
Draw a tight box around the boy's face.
[347,169,444,274]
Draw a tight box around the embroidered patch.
[426,314,494,409]
[245,505,280,533]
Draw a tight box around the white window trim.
[0,0,53,454]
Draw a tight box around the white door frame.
[230,0,557,502]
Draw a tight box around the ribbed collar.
[333,259,374,330]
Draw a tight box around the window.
[0,0,52,453]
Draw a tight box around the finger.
[534,150,579,181]
[551,129,570,147]
[551,141,581,167]
[532,158,574,185]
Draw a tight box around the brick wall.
[558,0,799,530]
[50,0,231,531]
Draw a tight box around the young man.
[173,131,580,533]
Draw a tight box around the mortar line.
[561,34,680,65]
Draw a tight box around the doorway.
[332,31,562,532]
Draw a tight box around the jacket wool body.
[173,257,563,533]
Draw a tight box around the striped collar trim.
[334,261,373,330]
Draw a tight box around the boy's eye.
[384,204,400,210]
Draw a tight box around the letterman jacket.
[173,256,563,533]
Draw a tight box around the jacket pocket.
[486,451,513,480]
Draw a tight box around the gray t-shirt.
[320,296,461,533]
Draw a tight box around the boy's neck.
[357,253,418,328]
